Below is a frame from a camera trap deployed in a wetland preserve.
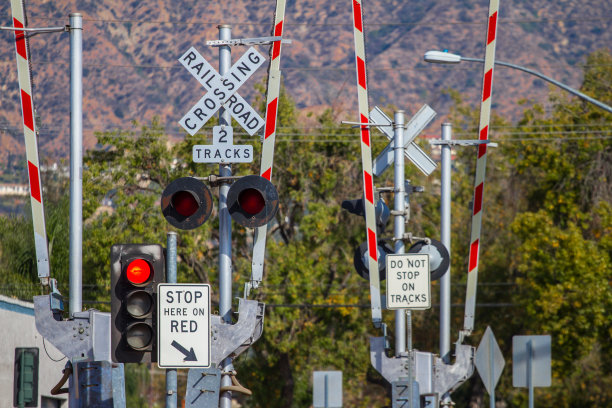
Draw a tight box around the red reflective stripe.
[13,18,27,60]
[265,98,278,139]
[353,0,363,32]
[368,228,377,261]
[364,171,373,204]
[21,90,34,131]
[478,143,487,158]
[478,125,488,158]
[28,161,41,203]
[482,69,493,101]
[469,239,479,272]
[473,183,484,215]
[261,167,272,181]
[357,57,367,90]
[272,21,283,60]
[487,12,498,45]
[360,114,370,146]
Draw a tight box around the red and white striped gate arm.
[351,0,382,326]
[463,0,500,335]
[10,0,50,281]
[251,0,287,285]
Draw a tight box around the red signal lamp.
[161,177,213,230]
[126,259,151,285]
[227,175,279,228]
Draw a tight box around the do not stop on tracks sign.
[157,284,211,368]
[386,253,431,310]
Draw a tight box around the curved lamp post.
[423,50,612,114]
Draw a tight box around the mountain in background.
[0,0,610,173]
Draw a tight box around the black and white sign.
[192,125,254,163]
[157,284,211,368]
[178,46,265,136]
[386,254,431,310]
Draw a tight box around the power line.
[26,15,612,28]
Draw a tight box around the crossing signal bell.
[161,177,213,230]
[227,175,279,228]
[110,244,165,363]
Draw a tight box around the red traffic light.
[161,177,213,230]
[126,259,151,285]
[227,175,279,228]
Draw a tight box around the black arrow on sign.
[171,340,197,361]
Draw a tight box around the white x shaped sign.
[178,46,266,136]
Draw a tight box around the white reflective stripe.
[352,0,382,325]
[464,0,500,334]
[251,0,287,284]
[11,0,50,279]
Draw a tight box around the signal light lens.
[126,291,153,318]
[125,322,153,350]
[126,259,151,285]
[238,188,265,215]
[172,191,199,217]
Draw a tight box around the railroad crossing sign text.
[386,254,431,310]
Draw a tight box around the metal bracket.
[210,298,265,366]
[76,361,126,408]
[429,139,498,147]
[206,36,292,46]
[185,367,222,408]
[370,337,474,398]
[34,295,111,362]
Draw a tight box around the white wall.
[0,295,68,407]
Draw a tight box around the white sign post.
[386,254,431,310]
[157,284,211,368]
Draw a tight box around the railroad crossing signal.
[227,175,279,228]
[161,177,214,230]
[157,284,211,368]
[110,244,166,363]
[178,46,265,136]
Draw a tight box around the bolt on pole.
[217,24,234,408]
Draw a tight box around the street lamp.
[424,50,612,114]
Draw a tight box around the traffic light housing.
[407,239,450,281]
[227,175,279,228]
[343,196,392,280]
[342,197,390,234]
[13,348,38,408]
[110,244,165,363]
[161,177,213,230]
[354,240,394,281]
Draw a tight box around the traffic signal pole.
[217,24,235,408]
[166,232,178,408]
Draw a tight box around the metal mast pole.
[218,24,234,408]
[440,123,452,363]
[440,123,453,407]
[68,14,83,407]
[393,111,407,356]
[166,232,178,408]
[69,13,83,317]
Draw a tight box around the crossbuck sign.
[178,46,265,137]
